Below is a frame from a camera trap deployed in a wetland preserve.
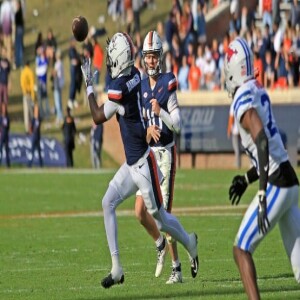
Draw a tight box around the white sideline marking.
[0,205,248,220]
[0,168,116,175]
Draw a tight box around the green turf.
[1,169,300,299]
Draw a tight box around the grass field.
[1,169,300,300]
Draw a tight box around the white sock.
[111,254,122,278]
[172,260,180,268]
[155,234,164,249]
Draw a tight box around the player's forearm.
[87,88,106,124]
[255,129,269,191]
[159,107,181,133]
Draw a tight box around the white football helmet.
[142,31,163,77]
[224,37,254,97]
[106,32,135,79]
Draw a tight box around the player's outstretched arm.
[81,58,107,125]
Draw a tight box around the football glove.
[229,175,248,205]
[257,190,270,235]
[81,58,98,87]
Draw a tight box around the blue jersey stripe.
[234,98,252,118]
[233,90,251,112]
[244,186,280,251]
[237,185,273,248]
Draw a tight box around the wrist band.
[87,86,94,97]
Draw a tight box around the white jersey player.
[81,32,199,289]
[225,37,300,299]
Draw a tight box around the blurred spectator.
[107,0,123,22]
[0,103,10,168]
[14,0,24,68]
[186,41,194,66]
[289,0,300,28]
[20,60,35,133]
[195,1,207,45]
[272,0,281,27]
[229,0,240,35]
[177,55,189,91]
[165,12,178,53]
[90,121,103,169]
[45,28,57,67]
[171,34,182,65]
[253,51,264,86]
[34,32,44,55]
[195,44,205,87]
[0,46,11,107]
[156,20,169,53]
[227,105,241,169]
[203,50,216,90]
[264,50,275,88]
[274,42,289,89]
[164,51,172,73]
[28,104,43,168]
[179,0,195,56]
[134,52,146,79]
[211,38,220,79]
[188,55,201,91]
[240,5,254,38]
[262,0,273,30]
[0,0,14,64]
[53,49,64,126]
[35,45,50,118]
[132,0,143,47]
[62,106,76,168]
[68,37,81,109]
[91,36,104,85]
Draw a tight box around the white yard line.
[0,205,248,220]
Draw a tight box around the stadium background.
[4,0,300,169]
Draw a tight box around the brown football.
[72,16,88,42]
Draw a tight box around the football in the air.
[72,16,88,42]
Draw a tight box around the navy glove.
[257,190,270,235]
[229,175,248,205]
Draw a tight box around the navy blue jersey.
[141,72,177,147]
[107,67,148,165]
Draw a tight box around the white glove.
[81,58,98,87]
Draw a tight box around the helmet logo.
[226,47,238,63]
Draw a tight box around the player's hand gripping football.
[81,58,98,87]
[229,175,248,205]
[257,190,270,235]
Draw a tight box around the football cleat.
[188,233,199,278]
[101,273,124,289]
[155,237,168,277]
[166,264,183,284]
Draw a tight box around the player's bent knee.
[102,184,121,212]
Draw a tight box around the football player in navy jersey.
[225,37,300,299]
[134,31,183,284]
[81,32,199,289]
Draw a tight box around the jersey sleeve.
[166,72,177,93]
[107,79,125,103]
[232,85,254,123]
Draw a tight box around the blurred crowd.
[109,0,300,92]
